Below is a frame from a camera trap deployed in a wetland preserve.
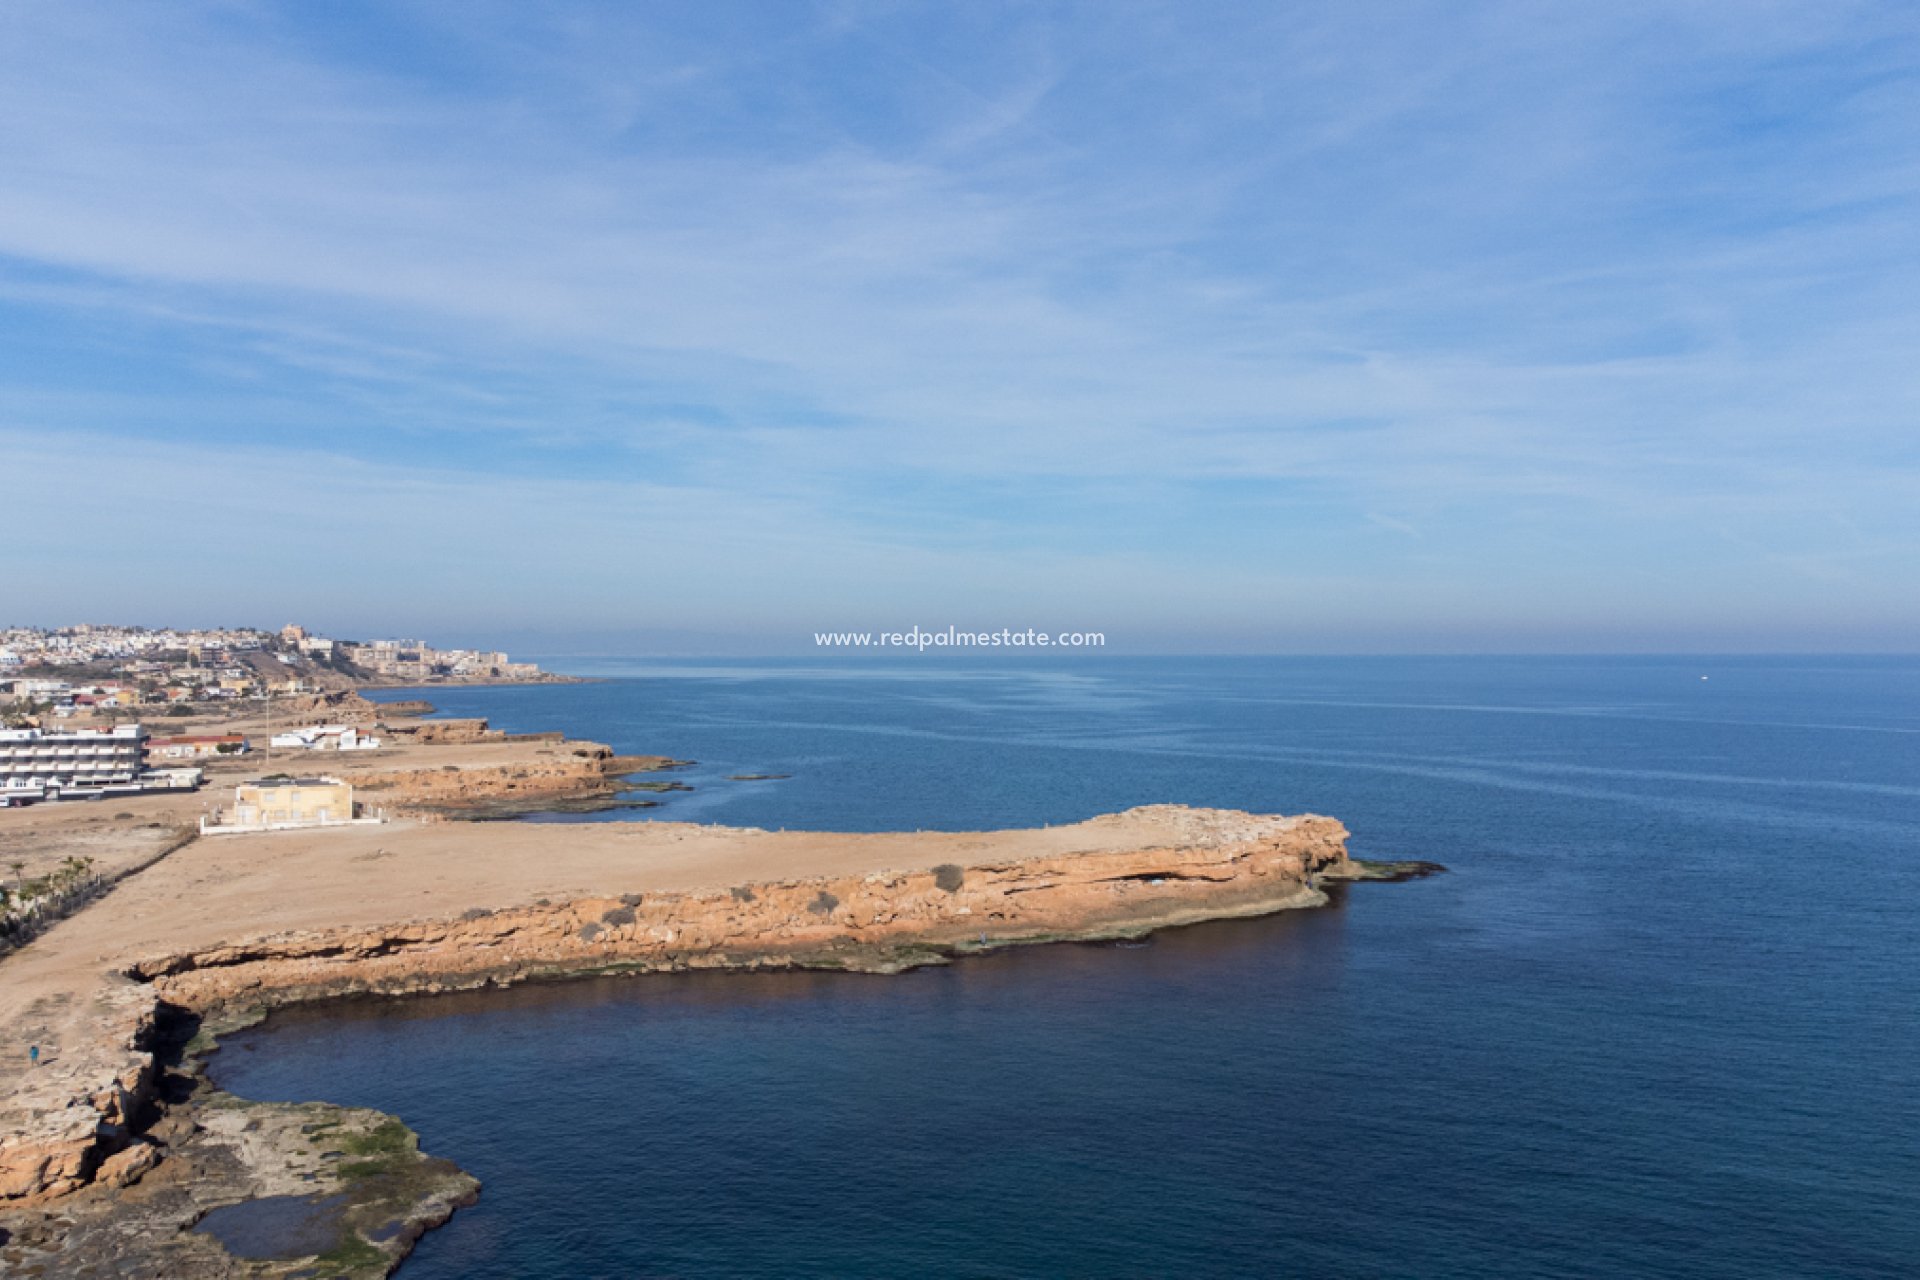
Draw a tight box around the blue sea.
[211,656,1920,1278]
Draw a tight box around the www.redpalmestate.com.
[813,627,1106,651]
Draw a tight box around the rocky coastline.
[135,807,1356,1012]
[0,785,1428,1276]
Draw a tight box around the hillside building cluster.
[0,623,266,668]
[331,634,541,681]
[1,623,544,718]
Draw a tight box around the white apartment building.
[0,725,149,799]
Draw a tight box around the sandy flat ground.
[0,805,1245,1083]
[0,791,203,881]
[11,808,1211,974]
[0,729,642,880]
[0,708,677,1035]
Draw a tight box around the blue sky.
[3,1,1916,653]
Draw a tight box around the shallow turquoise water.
[214,656,1920,1277]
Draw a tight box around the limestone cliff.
[135,809,1351,1011]
[0,807,1350,1210]
[348,745,679,818]
[0,983,161,1203]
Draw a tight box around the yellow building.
[228,776,355,827]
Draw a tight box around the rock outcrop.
[348,744,681,818]
[133,808,1351,1011]
[0,983,161,1204]
[0,1088,480,1277]
[381,714,493,742]
[0,807,1349,1212]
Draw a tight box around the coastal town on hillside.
[0,622,560,810]
[1,622,546,692]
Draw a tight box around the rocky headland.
[135,806,1355,1012]
[0,734,1430,1277]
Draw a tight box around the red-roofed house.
[145,734,249,762]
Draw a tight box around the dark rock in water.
[1345,859,1448,882]
[464,796,659,821]
[193,1192,349,1260]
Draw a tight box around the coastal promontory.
[0,717,1395,1276]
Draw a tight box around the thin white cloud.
[1,2,1916,645]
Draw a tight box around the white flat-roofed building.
[268,724,382,751]
[10,679,73,698]
[0,725,149,799]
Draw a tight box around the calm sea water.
[213,656,1920,1278]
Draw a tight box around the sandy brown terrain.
[0,791,200,882]
[0,805,1321,1041]
[0,804,1343,1118]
